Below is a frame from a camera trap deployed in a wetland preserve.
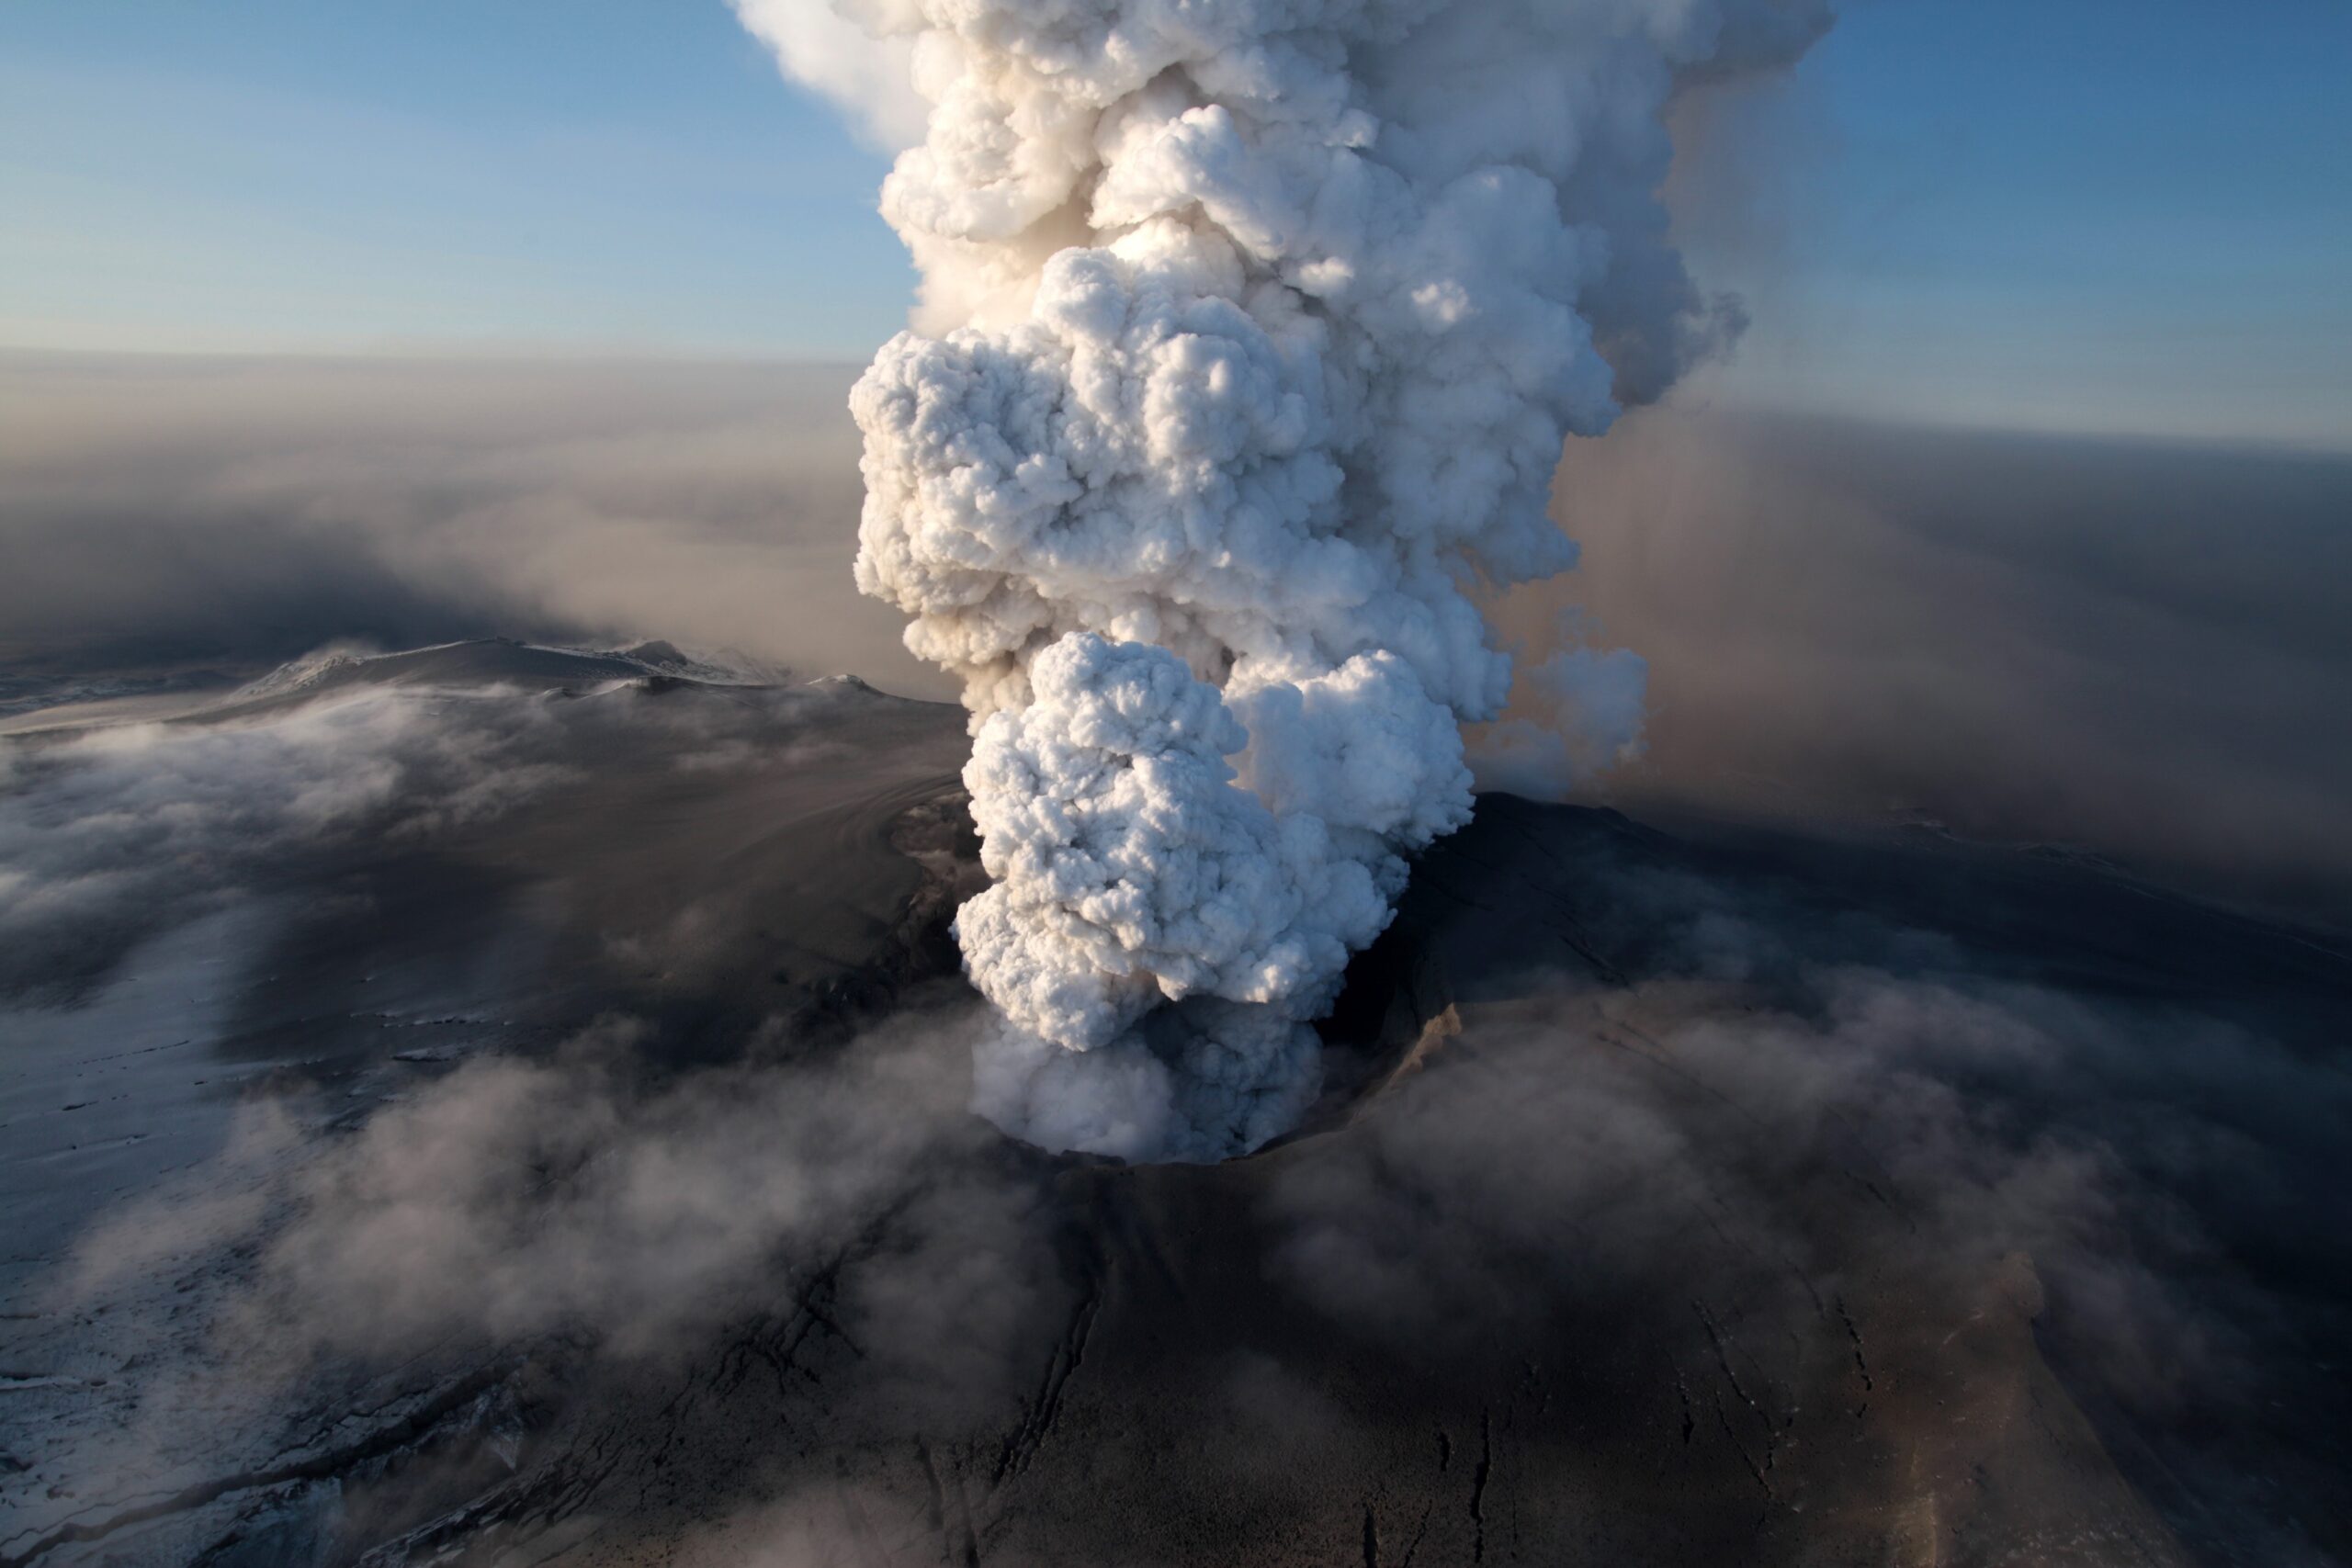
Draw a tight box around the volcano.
[3,641,2346,1568]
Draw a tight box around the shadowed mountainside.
[3,642,2349,1567]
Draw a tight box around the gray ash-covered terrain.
[3,640,2348,1567]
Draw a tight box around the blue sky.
[4,0,2346,447]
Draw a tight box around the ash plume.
[753,0,1830,1159]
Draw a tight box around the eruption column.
[742,0,1829,1160]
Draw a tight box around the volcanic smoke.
[739,0,1830,1160]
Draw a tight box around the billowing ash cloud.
[757,0,1829,1159]
[729,0,926,150]
[1471,627,1650,797]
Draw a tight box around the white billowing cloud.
[960,636,1396,1055]
[728,0,927,151]
[763,0,1829,1157]
[1474,641,1651,799]
[957,635,1450,1157]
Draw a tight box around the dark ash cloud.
[1493,406,2352,922]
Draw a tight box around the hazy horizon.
[7,345,2348,930]
[6,1,2348,451]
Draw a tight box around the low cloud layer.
[0,664,902,1008]
[22,997,1073,1567]
[71,1007,1041,1376]
[0,686,563,1003]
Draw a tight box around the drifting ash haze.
[744,0,1830,1159]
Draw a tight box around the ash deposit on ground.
[4,3,2352,1567]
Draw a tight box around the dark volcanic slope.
[491,803,2342,1568]
[4,686,2347,1567]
